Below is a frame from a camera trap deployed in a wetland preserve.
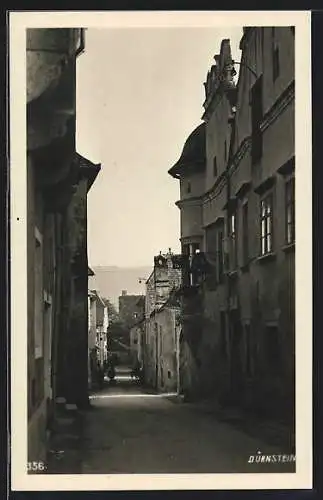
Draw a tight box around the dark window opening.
[187,181,191,194]
[260,194,273,255]
[182,244,190,255]
[285,177,295,245]
[251,75,263,165]
[167,370,171,379]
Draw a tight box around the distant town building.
[143,250,182,391]
[88,289,109,388]
[118,291,145,331]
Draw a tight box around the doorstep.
[46,402,84,474]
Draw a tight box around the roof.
[88,289,106,307]
[168,123,206,178]
[75,153,101,190]
[88,266,95,276]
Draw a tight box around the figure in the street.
[97,361,104,389]
[131,358,143,384]
[106,353,116,383]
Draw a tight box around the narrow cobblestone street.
[75,370,295,475]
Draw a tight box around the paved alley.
[78,371,295,475]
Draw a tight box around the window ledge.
[282,242,295,253]
[257,252,276,264]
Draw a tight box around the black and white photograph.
[9,10,312,491]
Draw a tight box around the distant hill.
[88,265,153,308]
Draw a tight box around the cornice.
[176,196,203,209]
[228,136,251,176]
[260,80,295,134]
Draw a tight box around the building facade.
[27,28,85,462]
[118,291,145,331]
[129,318,145,367]
[88,289,109,387]
[143,251,182,391]
[27,28,102,462]
[169,28,295,424]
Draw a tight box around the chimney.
[122,290,127,296]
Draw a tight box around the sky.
[76,27,242,268]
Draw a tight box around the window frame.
[229,210,237,270]
[285,176,295,245]
[260,192,274,256]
